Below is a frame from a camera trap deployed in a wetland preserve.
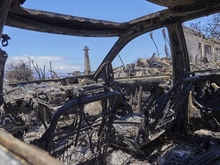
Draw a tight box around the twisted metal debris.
[1,0,220,164]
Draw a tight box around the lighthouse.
[83,46,91,75]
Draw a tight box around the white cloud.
[6,55,83,77]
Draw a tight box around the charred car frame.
[0,0,220,164]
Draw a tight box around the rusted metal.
[0,49,7,106]
[147,0,198,8]
[4,0,220,38]
[0,0,12,38]
[37,90,121,152]
[1,0,220,164]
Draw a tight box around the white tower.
[83,46,91,75]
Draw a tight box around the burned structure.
[184,26,220,64]
[1,0,220,164]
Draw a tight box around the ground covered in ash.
[3,55,220,164]
[20,115,220,165]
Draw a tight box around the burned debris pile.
[1,55,220,164]
[1,0,220,164]
[114,54,171,78]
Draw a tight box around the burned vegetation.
[1,0,220,165]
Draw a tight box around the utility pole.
[83,46,91,75]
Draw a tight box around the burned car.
[1,0,220,164]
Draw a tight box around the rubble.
[1,0,220,165]
[114,55,172,78]
[1,55,220,165]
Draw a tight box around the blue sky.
[3,1,169,76]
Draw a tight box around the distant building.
[83,46,91,75]
[183,26,220,64]
[67,45,92,76]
